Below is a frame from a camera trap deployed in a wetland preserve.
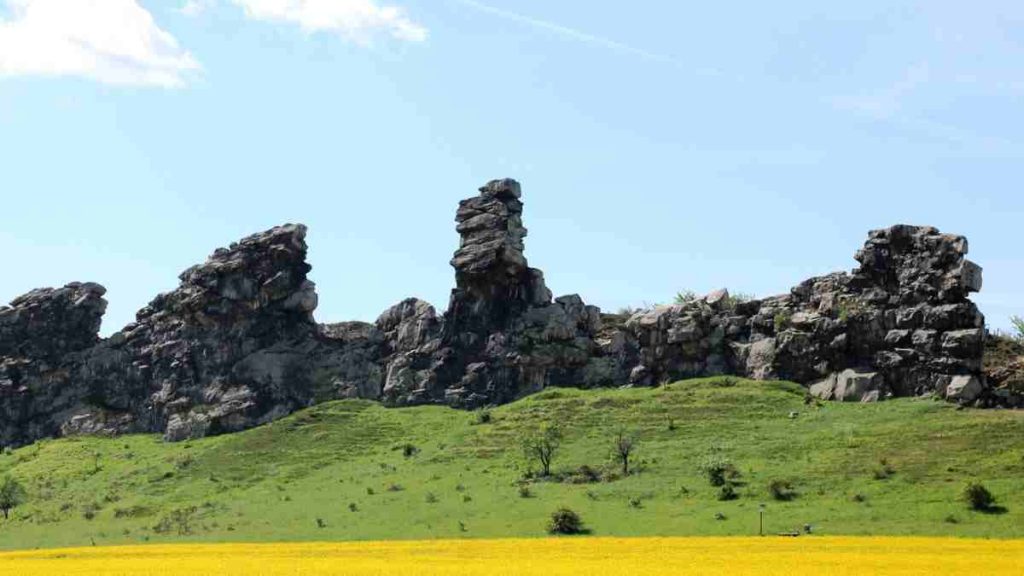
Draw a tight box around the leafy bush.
[425,492,438,504]
[963,482,995,511]
[518,484,533,499]
[717,483,738,501]
[1011,316,1024,342]
[153,506,198,535]
[674,290,697,304]
[474,409,492,425]
[699,455,739,487]
[721,292,756,310]
[401,444,419,458]
[0,476,26,520]
[628,496,643,509]
[768,479,796,501]
[547,507,585,535]
[568,465,602,484]
[873,458,896,480]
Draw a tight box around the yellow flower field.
[1,537,1021,575]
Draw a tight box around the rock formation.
[0,178,1007,449]
[380,179,605,408]
[0,283,108,447]
[624,225,986,404]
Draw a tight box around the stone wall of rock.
[624,225,987,404]
[0,178,1001,449]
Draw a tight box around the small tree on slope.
[0,476,26,520]
[522,423,563,477]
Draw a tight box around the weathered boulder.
[944,375,983,404]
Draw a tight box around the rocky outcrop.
[380,179,605,408]
[0,283,108,447]
[623,225,986,403]
[0,178,1001,449]
[0,225,339,446]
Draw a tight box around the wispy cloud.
[832,62,1023,155]
[0,0,200,88]
[832,63,931,119]
[453,0,676,65]
[228,0,428,44]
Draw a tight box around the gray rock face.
[0,225,344,446]
[0,283,109,447]
[617,225,986,404]
[380,179,601,408]
[0,178,999,449]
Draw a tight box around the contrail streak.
[452,0,677,65]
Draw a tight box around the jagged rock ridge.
[0,179,1008,448]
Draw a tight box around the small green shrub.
[699,455,739,487]
[963,482,995,511]
[774,311,792,333]
[402,444,419,458]
[0,476,26,520]
[425,492,438,504]
[1010,315,1024,342]
[628,496,643,509]
[474,410,492,425]
[674,290,697,304]
[518,484,533,499]
[547,507,585,535]
[873,458,896,480]
[717,483,738,501]
[568,465,602,484]
[348,502,358,512]
[768,479,796,501]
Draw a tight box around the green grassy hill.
[1,377,1023,550]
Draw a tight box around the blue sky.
[1,0,1022,335]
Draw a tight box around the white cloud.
[230,0,427,43]
[179,0,215,17]
[0,0,200,87]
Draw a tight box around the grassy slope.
[0,377,1022,550]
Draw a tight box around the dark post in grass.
[758,503,766,536]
